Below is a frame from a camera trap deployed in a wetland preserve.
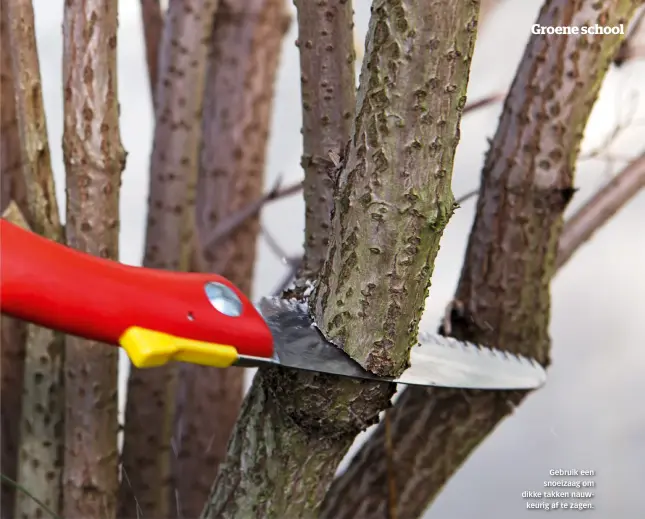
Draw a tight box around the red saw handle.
[0,219,274,359]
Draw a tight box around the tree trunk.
[202,1,480,517]
[168,1,290,517]
[61,1,126,517]
[118,1,218,517]
[322,1,641,518]
[3,1,66,517]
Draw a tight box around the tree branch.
[297,0,357,279]
[463,92,504,114]
[203,2,480,517]
[140,0,164,105]
[321,2,642,518]
[197,178,302,257]
[311,0,479,376]
[0,13,28,519]
[193,83,493,268]
[118,1,218,517]
[169,1,290,516]
[0,14,26,215]
[61,1,127,517]
[3,1,65,517]
[557,151,645,269]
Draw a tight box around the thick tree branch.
[557,151,645,269]
[322,2,641,518]
[61,1,126,517]
[203,2,480,517]
[168,1,289,517]
[140,0,164,104]
[297,0,357,278]
[3,1,65,517]
[118,1,218,517]
[311,0,479,376]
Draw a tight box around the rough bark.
[557,151,645,269]
[0,14,27,519]
[3,1,66,517]
[140,0,164,104]
[296,0,357,278]
[118,1,218,517]
[311,0,479,377]
[202,2,479,518]
[0,13,27,214]
[61,1,126,517]
[321,2,640,518]
[164,2,289,517]
[0,205,28,519]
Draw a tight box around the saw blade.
[251,297,546,390]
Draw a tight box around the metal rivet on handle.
[204,282,242,317]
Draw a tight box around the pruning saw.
[0,219,546,390]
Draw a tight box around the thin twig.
[455,188,479,206]
[262,186,480,293]
[201,177,303,252]
[0,474,62,519]
[261,224,292,263]
[443,152,645,318]
[260,225,303,295]
[271,261,304,296]
[191,178,302,273]
[557,151,645,270]
[462,92,505,115]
